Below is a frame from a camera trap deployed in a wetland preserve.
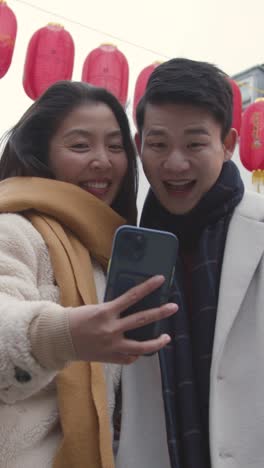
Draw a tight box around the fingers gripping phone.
[104,225,178,342]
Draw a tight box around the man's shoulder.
[233,191,264,223]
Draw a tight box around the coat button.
[14,366,32,383]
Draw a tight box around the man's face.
[140,103,236,215]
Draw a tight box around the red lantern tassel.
[252,169,264,192]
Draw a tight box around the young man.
[134,59,263,468]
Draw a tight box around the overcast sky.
[1,0,262,208]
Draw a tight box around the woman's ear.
[134,133,141,158]
[223,128,237,161]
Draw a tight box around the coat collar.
[212,191,264,367]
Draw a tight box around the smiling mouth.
[80,180,111,196]
[163,180,196,193]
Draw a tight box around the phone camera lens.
[118,230,146,261]
[132,233,146,260]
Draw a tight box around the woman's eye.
[109,144,124,151]
[71,143,89,150]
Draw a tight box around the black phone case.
[104,225,178,342]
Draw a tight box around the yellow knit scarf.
[0,176,125,468]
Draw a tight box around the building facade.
[232,65,264,109]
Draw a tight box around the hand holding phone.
[68,275,178,364]
[104,226,178,343]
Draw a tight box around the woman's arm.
[0,213,178,405]
[0,214,73,404]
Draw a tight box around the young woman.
[0,81,177,468]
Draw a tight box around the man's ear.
[134,132,142,158]
[223,128,237,161]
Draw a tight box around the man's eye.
[148,141,167,149]
[187,142,206,149]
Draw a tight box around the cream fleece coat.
[0,213,120,467]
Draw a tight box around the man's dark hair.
[0,81,138,224]
[136,58,233,141]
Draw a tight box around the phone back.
[104,225,178,342]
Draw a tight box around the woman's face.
[49,102,128,206]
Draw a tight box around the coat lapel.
[212,206,264,368]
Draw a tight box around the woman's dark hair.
[136,58,233,141]
[0,81,138,224]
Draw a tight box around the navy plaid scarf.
[140,161,244,468]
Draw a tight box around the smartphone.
[104,225,178,342]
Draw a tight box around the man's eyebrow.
[145,128,210,137]
[184,127,210,136]
[145,129,168,137]
[107,130,123,138]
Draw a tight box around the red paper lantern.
[0,0,17,79]
[82,44,129,106]
[239,99,264,189]
[23,23,74,100]
[132,62,160,125]
[229,78,242,136]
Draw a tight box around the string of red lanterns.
[0,2,242,108]
[1,0,256,186]
[5,1,264,193]
[0,1,244,116]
